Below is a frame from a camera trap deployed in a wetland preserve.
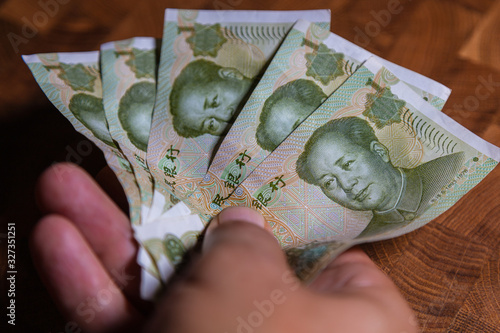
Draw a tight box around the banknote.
[195,19,452,214]
[145,9,332,220]
[135,206,206,299]
[101,37,162,224]
[137,16,457,294]
[212,57,500,281]
[135,51,459,294]
[100,37,180,291]
[24,11,500,301]
[23,52,143,225]
[135,214,204,280]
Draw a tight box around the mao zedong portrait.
[169,59,252,138]
[256,79,327,151]
[296,117,465,238]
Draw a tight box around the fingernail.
[206,206,265,235]
[220,206,265,227]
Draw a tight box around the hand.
[32,163,145,332]
[146,207,418,333]
[32,163,418,333]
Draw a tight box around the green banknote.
[25,10,498,300]
[101,37,162,224]
[146,9,331,221]
[134,53,459,296]
[196,19,452,213]
[219,57,499,278]
[100,37,165,290]
[23,52,143,225]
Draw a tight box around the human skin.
[175,71,251,136]
[31,163,417,333]
[305,133,402,212]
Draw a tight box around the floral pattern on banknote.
[305,43,345,85]
[121,48,156,79]
[46,63,97,92]
[363,78,406,129]
[186,23,227,57]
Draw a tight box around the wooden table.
[1,0,499,331]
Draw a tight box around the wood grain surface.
[0,0,499,331]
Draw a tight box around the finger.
[309,246,394,292]
[203,205,270,239]
[36,163,141,298]
[149,209,417,333]
[30,214,143,333]
[147,207,301,333]
[201,207,289,289]
[307,246,418,333]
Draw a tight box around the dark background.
[1,0,499,331]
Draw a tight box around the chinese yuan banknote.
[101,37,161,224]
[195,19,452,216]
[220,57,500,278]
[23,52,143,225]
[100,37,169,293]
[146,9,331,220]
[23,8,500,301]
[135,214,204,282]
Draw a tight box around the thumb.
[199,206,293,296]
[309,246,399,293]
[146,207,298,333]
[203,206,280,257]
[307,247,419,333]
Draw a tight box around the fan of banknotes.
[24,9,500,300]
